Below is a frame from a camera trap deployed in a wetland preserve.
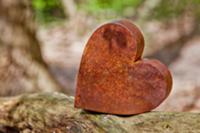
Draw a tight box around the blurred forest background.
[0,0,200,112]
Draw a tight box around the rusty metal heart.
[75,20,172,115]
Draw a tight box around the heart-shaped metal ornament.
[75,20,172,115]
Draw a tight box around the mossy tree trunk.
[0,93,200,133]
[0,0,62,96]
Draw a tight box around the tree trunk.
[61,0,77,18]
[0,93,199,133]
[0,0,62,96]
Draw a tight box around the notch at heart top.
[74,20,172,115]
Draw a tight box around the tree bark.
[0,93,200,133]
[0,0,62,96]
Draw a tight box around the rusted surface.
[75,20,172,115]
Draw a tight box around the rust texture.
[75,20,172,115]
